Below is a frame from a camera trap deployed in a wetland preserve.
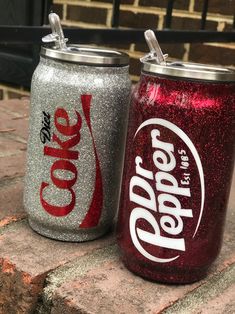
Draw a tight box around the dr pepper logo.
[129,118,205,263]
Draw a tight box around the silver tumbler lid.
[142,61,235,82]
[41,13,129,66]
[141,29,235,82]
[41,45,129,66]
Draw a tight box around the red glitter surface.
[117,73,235,283]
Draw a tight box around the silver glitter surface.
[24,56,131,241]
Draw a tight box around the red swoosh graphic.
[80,94,103,228]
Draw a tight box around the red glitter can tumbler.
[117,31,235,283]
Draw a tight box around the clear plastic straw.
[140,29,168,65]
[42,13,68,50]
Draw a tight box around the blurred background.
[0,0,234,99]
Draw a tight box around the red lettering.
[54,108,82,136]
[40,107,82,217]
[40,182,75,216]
[53,132,81,150]
[44,146,79,160]
[51,160,77,189]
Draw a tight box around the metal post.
[111,0,121,28]
[165,0,174,28]
[201,0,209,30]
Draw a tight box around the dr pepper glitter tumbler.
[24,14,131,241]
[117,30,235,283]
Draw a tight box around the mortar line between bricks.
[0,131,27,144]
[37,243,118,312]
[159,262,235,314]
[0,151,23,158]
[0,174,24,188]
[45,242,118,285]
[0,106,29,118]
[0,217,28,234]
[0,215,27,229]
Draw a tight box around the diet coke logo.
[40,95,103,228]
[40,107,82,217]
[129,118,204,263]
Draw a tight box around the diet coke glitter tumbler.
[24,14,130,241]
[117,30,235,283]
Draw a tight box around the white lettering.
[151,129,176,172]
[135,156,154,180]
[129,118,204,263]
[155,171,191,197]
[129,176,157,212]
[129,207,181,262]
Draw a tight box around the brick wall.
[53,0,235,80]
[0,84,29,101]
[0,0,234,96]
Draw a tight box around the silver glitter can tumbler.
[24,14,131,241]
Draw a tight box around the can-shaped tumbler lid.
[141,30,235,82]
[41,45,129,66]
[41,13,129,66]
[142,61,235,82]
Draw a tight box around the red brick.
[0,110,28,141]
[7,91,26,99]
[91,0,113,2]
[0,100,28,185]
[91,0,135,3]
[160,265,235,313]
[223,22,234,31]
[0,257,45,314]
[120,0,135,3]
[228,169,235,210]
[130,57,141,76]
[50,255,200,313]
[139,0,190,10]
[198,283,235,313]
[189,44,235,66]
[0,98,29,117]
[53,3,63,19]
[169,16,218,30]
[0,221,114,312]
[49,210,235,314]
[67,5,107,24]
[103,42,132,50]
[0,152,26,182]
[0,132,25,155]
[194,0,235,16]
[91,0,135,4]
[119,11,158,28]
[0,177,25,222]
[135,43,186,60]
[43,173,235,313]
[0,214,25,228]
[0,137,26,179]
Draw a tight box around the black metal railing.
[0,0,234,87]
[111,0,120,28]
[0,0,234,44]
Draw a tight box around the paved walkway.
[0,99,234,314]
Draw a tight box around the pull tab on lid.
[42,13,68,50]
[140,30,168,65]
[140,29,235,82]
[41,13,129,66]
